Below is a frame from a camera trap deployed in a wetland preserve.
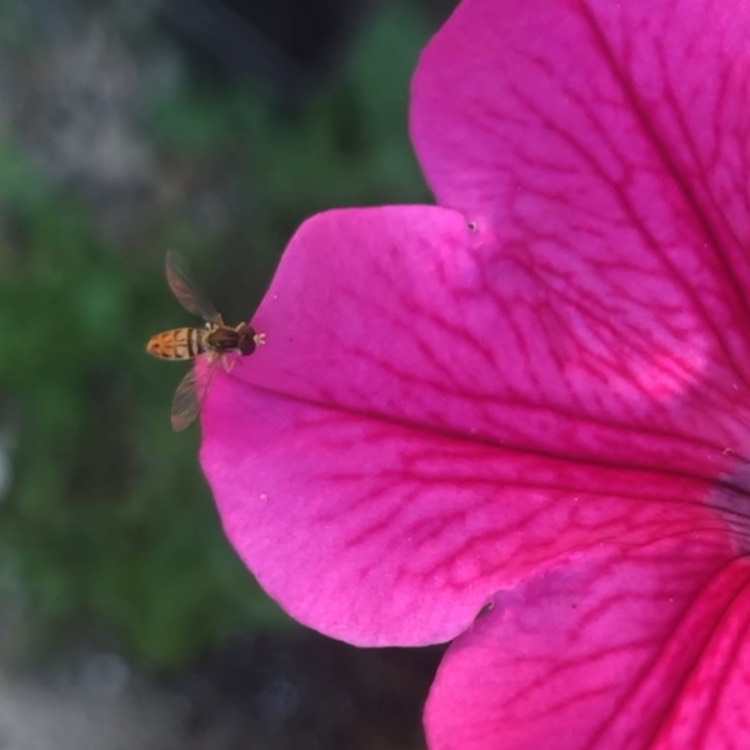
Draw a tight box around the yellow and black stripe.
[147,328,206,360]
[184,328,205,358]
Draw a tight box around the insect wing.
[165,249,222,325]
[171,368,200,432]
[170,362,219,431]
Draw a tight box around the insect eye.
[239,338,256,356]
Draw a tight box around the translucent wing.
[165,249,222,324]
[170,363,219,432]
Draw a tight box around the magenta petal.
[647,559,750,748]
[200,0,750,704]
[411,0,750,456]
[201,206,742,645]
[425,547,749,750]
[204,203,747,478]
[413,0,750,236]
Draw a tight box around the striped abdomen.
[146,327,208,360]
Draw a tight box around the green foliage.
[0,2,432,668]
[149,3,432,221]
[0,145,290,666]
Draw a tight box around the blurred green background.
[0,0,449,747]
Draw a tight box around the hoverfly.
[147,250,265,431]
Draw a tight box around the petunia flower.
[200,0,750,747]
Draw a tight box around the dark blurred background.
[0,0,454,747]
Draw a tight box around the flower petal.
[208,205,744,476]
[425,546,749,750]
[201,207,743,645]
[411,0,750,456]
[201,0,750,649]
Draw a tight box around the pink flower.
[200,0,750,747]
